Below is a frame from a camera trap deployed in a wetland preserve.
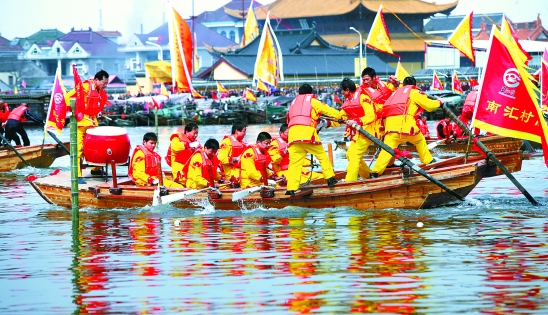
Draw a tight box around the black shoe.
[91,169,105,176]
[369,173,379,179]
[327,177,337,187]
[77,177,87,184]
[429,158,437,164]
[285,190,295,197]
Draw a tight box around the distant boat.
[0,142,70,172]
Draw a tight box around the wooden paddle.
[427,139,446,150]
[0,133,30,167]
[232,179,283,202]
[153,187,212,206]
[344,122,465,201]
[440,105,539,206]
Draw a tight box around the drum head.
[85,126,127,136]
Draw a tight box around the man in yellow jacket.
[65,70,110,183]
[167,122,200,185]
[240,132,278,189]
[285,84,342,196]
[184,139,223,189]
[269,123,322,183]
[128,132,183,188]
[217,122,248,187]
[370,76,443,177]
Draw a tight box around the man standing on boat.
[285,84,342,197]
[218,122,248,187]
[269,123,322,183]
[65,70,110,183]
[166,122,201,185]
[4,103,44,146]
[128,132,183,188]
[330,78,377,182]
[370,76,443,177]
[183,138,224,189]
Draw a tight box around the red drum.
[83,126,131,166]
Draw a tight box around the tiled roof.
[96,31,122,37]
[425,13,505,33]
[0,35,9,45]
[58,28,123,57]
[256,0,458,20]
[22,29,65,45]
[322,32,445,53]
[143,21,237,48]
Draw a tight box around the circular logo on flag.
[503,68,521,88]
[54,92,63,105]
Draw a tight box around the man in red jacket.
[4,103,44,146]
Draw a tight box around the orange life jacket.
[128,145,161,182]
[223,135,247,162]
[182,150,220,187]
[165,133,196,166]
[7,105,28,122]
[341,90,365,119]
[250,145,272,185]
[287,94,315,128]
[83,79,108,116]
[361,80,392,104]
[382,85,417,118]
[273,137,289,171]
[463,90,478,108]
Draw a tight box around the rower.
[166,122,201,185]
[218,122,248,188]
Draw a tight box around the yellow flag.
[395,61,410,82]
[169,5,193,91]
[13,86,18,94]
[253,12,284,88]
[501,15,531,65]
[365,5,398,57]
[241,1,259,47]
[161,83,169,97]
[256,78,270,92]
[244,89,257,102]
[217,81,228,93]
[448,10,474,64]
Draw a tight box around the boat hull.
[0,142,70,172]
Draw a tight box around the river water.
[1,124,547,314]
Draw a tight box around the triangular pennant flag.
[501,15,532,66]
[241,1,259,47]
[395,60,411,82]
[253,12,284,89]
[452,70,464,94]
[365,5,399,58]
[448,10,475,64]
[472,26,548,166]
[432,71,443,90]
[191,89,204,99]
[244,89,257,102]
[256,78,270,93]
[161,83,169,97]
[151,97,159,110]
[71,64,85,121]
[45,67,67,134]
[217,81,228,93]
[169,5,193,92]
[333,93,341,104]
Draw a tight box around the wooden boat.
[29,151,522,210]
[335,135,523,157]
[0,142,70,172]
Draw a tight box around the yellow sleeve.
[170,136,187,154]
[268,139,283,165]
[411,90,441,112]
[188,154,209,188]
[64,88,75,107]
[217,138,232,165]
[311,98,341,121]
[131,150,153,183]
[359,94,377,126]
[241,149,262,182]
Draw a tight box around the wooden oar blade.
[232,186,262,202]
[160,189,201,204]
[427,140,444,150]
[152,188,162,206]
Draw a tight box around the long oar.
[0,133,30,167]
[47,131,70,154]
[232,180,282,202]
[347,123,465,201]
[153,187,212,206]
[440,105,539,206]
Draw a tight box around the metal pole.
[349,27,362,83]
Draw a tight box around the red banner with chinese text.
[45,69,67,134]
[473,27,548,166]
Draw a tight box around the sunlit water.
[1,124,547,314]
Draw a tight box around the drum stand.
[105,160,123,195]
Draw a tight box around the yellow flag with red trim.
[217,81,228,93]
[365,5,398,58]
[244,89,257,102]
[253,12,284,89]
[501,15,532,66]
[448,10,475,64]
[256,78,270,92]
[191,89,203,99]
[473,26,548,166]
[241,1,259,47]
[169,5,193,92]
[395,61,410,82]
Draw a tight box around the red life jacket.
[273,137,289,171]
[361,80,392,104]
[83,80,108,116]
[463,90,478,108]
[223,135,247,161]
[416,118,429,137]
[382,85,417,118]
[7,105,28,122]
[1,104,11,123]
[128,145,161,182]
[250,145,272,185]
[436,120,452,140]
[182,150,220,187]
[165,133,196,166]
[287,94,315,128]
[341,90,365,119]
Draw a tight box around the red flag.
[151,97,159,110]
[211,91,218,100]
[473,27,548,166]
[452,70,464,94]
[541,47,548,116]
[333,93,341,104]
[432,71,443,90]
[72,64,85,121]
[45,68,67,134]
[469,78,479,87]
